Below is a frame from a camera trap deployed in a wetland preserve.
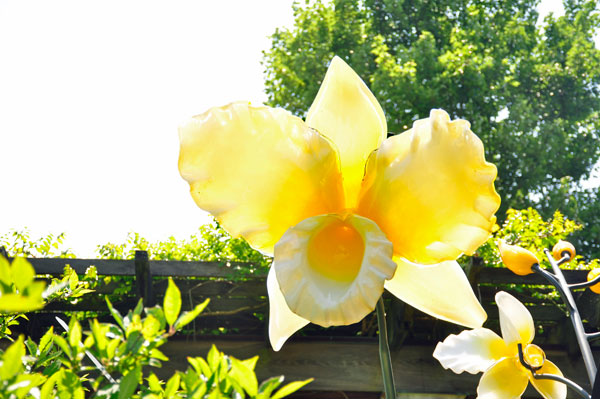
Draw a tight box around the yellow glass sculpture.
[433,291,566,399]
[179,56,501,351]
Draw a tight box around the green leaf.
[68,318,82,349]
[106,297,125,330]
[0,293,44,312]
[146,306,167,331]
[230,357,258,396]
[242,355,258,371]
[133,298,144,316]
[164,373,180,398]
[207,345,220,371]
[118,366,142,399]
[40,371,61,399]
[25,336,38,356]
[142,314,161,340]
[257,376,283,399]
[0,335,25,380]
[11,257,35,292]
[271,379,313,399]
[52,335,72,359]
[38,326,54,356]
[150,348,169,362]
[147,372,163,392]
[188,356,211,377]
[163,277,182,326]
[174,298,209,330]
[0,256,12,287]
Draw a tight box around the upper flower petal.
[496,291,535,347]
[477,357,529,399]
[267,267,309,351]
[306,56,387,208]
[357,109,500,264]
[528,360,567,399]
[274,213,396,327]
[384,258,487,328]
[178,102,345,255]
[433,328,510,374]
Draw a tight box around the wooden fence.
[10,252,600,398]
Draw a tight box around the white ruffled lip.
[273,213,396,327]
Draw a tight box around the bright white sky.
[0,0,591,257]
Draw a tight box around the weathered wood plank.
[152,279,267,297]
[29,258,134,275]
[477,267,588,285]
[159,339,595,397]
[25,257,267,278]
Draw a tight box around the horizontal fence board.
[25,257,266,278]
[159,339,595,396]
[477,267,589,285]
[29,258,134,275]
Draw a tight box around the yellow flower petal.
[433,328,510,374]
[498,241,538,276]
[477,357,529,399]
[274,213,396,327]
[306,56,387,208]
[528,360,567,399]
[267,267,309,351]
[178,102,345,255]
[357,109,500,264]
[496,291,535,347]
[384,258,487,328]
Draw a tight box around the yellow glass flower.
[433,291,566,399]
[178,56,500,351]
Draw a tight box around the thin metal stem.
[376,298,396,399]
[541,249,597,385]
[532,374,591,399]
[569,274,600,290]
[587,332,600,342]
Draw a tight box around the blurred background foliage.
[262,0,600,259]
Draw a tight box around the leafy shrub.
[0,257,311,399]
[475,207,599,270]
[0,229,75,258]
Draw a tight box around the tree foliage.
[262,0,600,254]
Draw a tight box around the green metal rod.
[376,297,396,399]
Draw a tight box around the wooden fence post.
[135,250,154,306]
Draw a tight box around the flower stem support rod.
[518,343,591,399]
[376,297,396,399]
[534,250,597,386]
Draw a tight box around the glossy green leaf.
[118,366,141,399]
[0,335,25,380]
[68,318,82,349]
[230,357,258,396]
[174,298,209,330]
[164,277,182,326]
[271,378,313,399]
[105,297,125,330]
[11,257,35,292]
[164,373,180,398]
[257,376,284,399]
[38,326,54,356]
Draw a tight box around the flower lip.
[274,213,396,327]
[307,216,365,283]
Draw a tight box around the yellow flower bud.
[552,240,576,261]
[498,241,538,276]
[587,268,600,294]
